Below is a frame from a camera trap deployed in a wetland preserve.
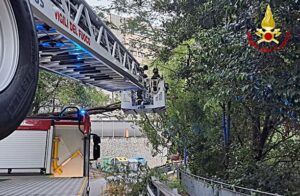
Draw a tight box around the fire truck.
[0,108,99,195]
[0,0,167,140]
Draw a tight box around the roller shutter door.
[0,130,48,169]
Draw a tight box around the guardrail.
[147,179,180,196]
[153,164,283,196]
[180,169,283,196]
[146,164,180,196]
[147,185,156,196]
[155,163,178,174]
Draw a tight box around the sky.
[86,0,111,6]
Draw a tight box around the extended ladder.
[30,0,144,91]
[30,0,166,113]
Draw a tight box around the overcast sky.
[86,0,111,6]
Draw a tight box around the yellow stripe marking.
[77,177,88,196]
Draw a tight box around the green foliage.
[168,178,187,195]
[31,70,110,114]
[104,0,300,194]
[104,164,165,195]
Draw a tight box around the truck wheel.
[0,0,39,140]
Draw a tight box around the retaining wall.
[100,137,167,168]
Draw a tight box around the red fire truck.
[0,0,166,140]
[0,108,100,195]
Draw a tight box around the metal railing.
[153,164,283,196]
[146,164,180,196]
[180,169,283,196]
[147,179,180,196]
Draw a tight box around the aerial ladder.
[0,0,167,139]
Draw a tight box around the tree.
[31,70,110,115]
[102,0,300,194]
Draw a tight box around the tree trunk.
[31,100,41,115]
[251,114,261,161]
[251,111,272,161]
[257,113,271,160]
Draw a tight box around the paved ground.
[89,177,107,196]
[0,176,87,196]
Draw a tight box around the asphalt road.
[89,178,107,196]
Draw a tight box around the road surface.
[89,177,107,196]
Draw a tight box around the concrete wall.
[100,137,167,168]
[181,171,248,196]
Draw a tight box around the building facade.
[106,13,152,64]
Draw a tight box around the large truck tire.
[0,0,39,140]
